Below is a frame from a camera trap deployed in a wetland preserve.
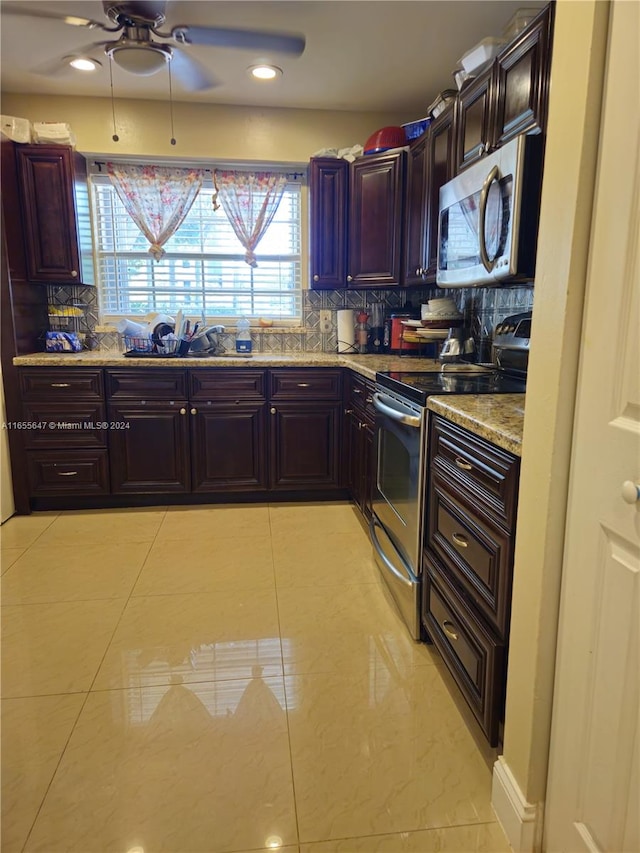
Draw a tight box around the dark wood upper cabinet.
[348,149,406,287]
[403,134,429,286]
[455,69,495,172]
[15,145,94,285]
[492,4,554,147]
[424,105,456,281]
[309,158,349,289]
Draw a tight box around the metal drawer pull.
[190,408,197,415]
[353,388,362,394]
[57,471,78,476]
[180,408,186,415]
[297,383,310,388]
[442,620,459,641]
[452,532,469,548]
[455,457,472,471]
[365,395,373,404]
[50,383,71,388]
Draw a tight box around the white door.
[544,2,639,851]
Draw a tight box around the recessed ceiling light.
[248,64,282,81]
[68,57,101,72]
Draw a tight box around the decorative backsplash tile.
[63,281,534,355]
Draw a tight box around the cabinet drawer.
[349,373,376,420]
[19,369,103,400]
[270,369,342,400]
[106,370,187,400]
[423,558,505,746]
[21,402,107,448]
[430,415,520,528]
[26,450,109,495]
[189,369,266,400]
[428,472,513,637]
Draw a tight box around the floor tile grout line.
[0,511,60,557]
[268,502,303,849]
[18,507,170,852]
[297,817,506,849]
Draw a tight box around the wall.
[0,93,413,162]
[492,1,610,848]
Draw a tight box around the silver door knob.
[621,481,640,504]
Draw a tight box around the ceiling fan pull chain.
[108,55,119,142]
[168,61,176,146]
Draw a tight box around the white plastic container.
[0,115,31,143]
[236,318,252,354]
[502,8,540,40]
[459,37,505,74]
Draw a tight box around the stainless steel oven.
[370,366,528,640]
[371,388,426,639]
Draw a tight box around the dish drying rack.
[123,335,191,358]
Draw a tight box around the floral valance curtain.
[107,163,204,261]
[213,170,287,267]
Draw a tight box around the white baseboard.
[492,756,542,852]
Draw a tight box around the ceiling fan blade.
[169,47,220,91]
[1,3,107,30]
[172,25,305,57]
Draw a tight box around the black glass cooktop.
[376,368,526,406]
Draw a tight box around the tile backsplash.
[47,283,534,356]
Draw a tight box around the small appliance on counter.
[491,311,531,377]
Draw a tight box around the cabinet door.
[270,401,342,489]
[190,402,268,492]
[309,158,348,289]
[348,150,406,287]
[455,69,495,171]
[492,5,553,147]
[403,134,429,285]
[108,401,190,493]
[15,145,91,284]
[424,106,456,281]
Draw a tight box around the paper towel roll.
[337,309,357,353]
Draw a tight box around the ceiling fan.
[2,1,306,90]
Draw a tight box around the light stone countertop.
[12,351,443,382]
[427,394,525,456]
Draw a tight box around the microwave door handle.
[479,164,500,273]
[372,393,422,428]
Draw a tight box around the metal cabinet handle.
[365,395,373,404]
[452,532,469,548]
[442,620,459,641]
[455,457,473,471]
[297,383,310,388]
[190,408,197,415]
[347,275,353,282]
[50,383,71,388]
[179,408,186,415]
[622,481,640,504]
[71,270,78,278]
[270,407,277,415]
[353,388,362,395]
[345,408,354,415]
[313,274,319,282]
[56,470,78,477]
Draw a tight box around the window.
[90,170,303,321]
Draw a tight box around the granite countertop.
[427,394,525,456]
[12,351,442,382]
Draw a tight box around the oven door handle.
[372,393,422,428]
[370,517,414,588]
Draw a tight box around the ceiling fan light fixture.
[248,64,282,81]
[68,56,101,72]
[107,42,172,76]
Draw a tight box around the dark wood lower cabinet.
[270,401,342,489]
[16,366,349,507]
[108,401,191,493]
[190,402,268,492]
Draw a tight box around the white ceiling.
[0,1,546,114]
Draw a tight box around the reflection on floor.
[1,503,509,853]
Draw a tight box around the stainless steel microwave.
[436,135,543,287]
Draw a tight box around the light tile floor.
[1,503,510,853]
